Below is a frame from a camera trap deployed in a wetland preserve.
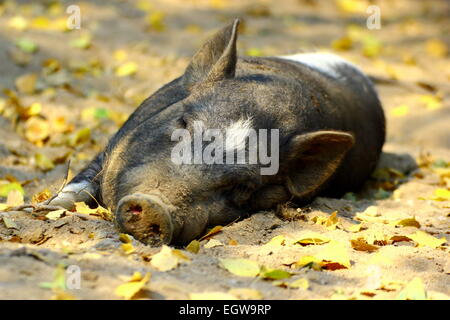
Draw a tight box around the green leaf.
[219,258,260,277]
[16,38,38,53]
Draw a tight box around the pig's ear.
[283,131,355,199]
[183,19,239,88]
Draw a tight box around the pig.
[49,20,385,245]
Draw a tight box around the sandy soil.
[0,0,449,300]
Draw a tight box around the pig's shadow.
[280,151,418,221]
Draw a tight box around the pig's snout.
[116,193,175,246]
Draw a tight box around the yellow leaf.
[51,288,77,300]
[425,39,448,58]
[219,258,260,277]
[420,94,442,111]
[264,235,285,246]
[311,211,339,230]
[390,105,409,117]
[35,153,55,171]
[147,11,165,32]
[32,189,52,204]
[295,256,323,271]
[331,36,353,51]
[189,292,237,300]
[407,231,446,248]
[259,266,291,280]
[119,233,132,243]
[392,217,421,228]
[199,225,223,241]
[289,278,309,290]
[430,188,450,201]
[15,73,37,94]
[114,272,151,300]
[397,277,427,300]
[46,209,66,220]
[74,202,97,215]
[151,245,185,271]
[113,49,127,62]
[115,62,138,77]
[186,239,200,253]
[336,0,368,14]
[8,16,28,31]
[24,117,50,143]
[316,241,351,269]
[68,127,91,146]
[6,189,24,207]
[204,239,224,248]
[228,288,263,300]
[121,243,135,255]
[350,238,379,252]
[294,232,330,246]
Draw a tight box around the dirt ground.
[0,0,449,300]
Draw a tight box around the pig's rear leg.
[48,153,104,209]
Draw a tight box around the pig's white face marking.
[224,118,254,154]
[279,53,359,79]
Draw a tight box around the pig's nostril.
[128,204,143,215]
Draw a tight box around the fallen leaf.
[219,258,260,277]
[407,231,446,248]
[16,38,38,54]
[15,73,37,94]
[115,62,138,77]
[189,292,237,300]
[24,117,50,144]
[259,267,291,280]
[0,182,24,198]
[392,217,421,228]
[294,232,330,246]
[114,272,151,300]
[151,245,189,271]
[204,239,223,249]
[295,256,323,271]
[8,16,28,31]
[199,225,223,241]
[420,94,442,111]
[121,243,136,255]
[32,189,52,204]
[40,263,66,289]
[350,238,379,252]
[46,209,66,220]
[316,241,351,269]
[311,211,339,230]
[390,105,409,117]
[228,288,263,300]
[35,153,55,171]
[397,277,427,300]
[289,278,310,290]
[70,35,91,49]
[51,288,77,300]
[6,189,24,207]
[430,188,450,201]
[426,39,448,58]
[2,216,19,229]
[264,235,286,246]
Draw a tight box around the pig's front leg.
[48,153,104,209]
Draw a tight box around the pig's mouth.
[116,193,175,246]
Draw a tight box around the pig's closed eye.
[177,116,187,129]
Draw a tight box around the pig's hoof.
[116,193,174,246]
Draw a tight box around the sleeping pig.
[49,20,385,245]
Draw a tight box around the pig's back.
[243,53,386,195]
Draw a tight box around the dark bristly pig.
[49,20,385,245]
